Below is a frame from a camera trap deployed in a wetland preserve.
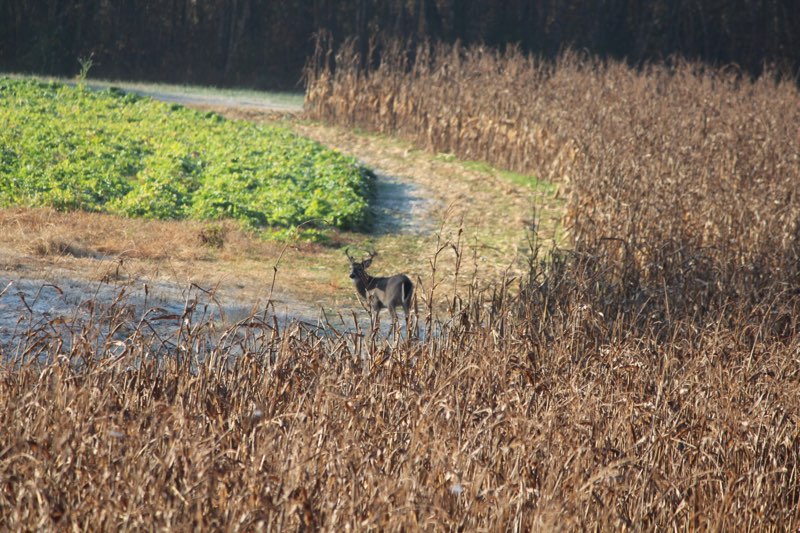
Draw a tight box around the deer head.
[346,247,376,285]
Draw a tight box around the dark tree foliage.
[1,0,797,89]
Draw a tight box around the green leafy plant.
[0,78,373,236]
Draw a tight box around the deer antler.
[344,247,356,264]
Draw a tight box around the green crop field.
[0,78,372,236]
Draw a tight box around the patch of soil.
[0,272,316,344]
[0,271,323,356]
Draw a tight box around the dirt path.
[80,80,305,114]
[128,90,302,113]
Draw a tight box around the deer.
[346,248,414,336]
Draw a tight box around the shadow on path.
[370,171,436,236]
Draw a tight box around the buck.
[346,248,414,334]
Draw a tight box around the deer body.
[347,249,414,332]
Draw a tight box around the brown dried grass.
[0,208,275,262]
[1,239,798,530]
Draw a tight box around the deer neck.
[352,272,375,299]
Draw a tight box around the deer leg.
[372,308,381,339]
[401,300,410,337]
[364,293,377,338]
[370,297,385,340]
[388,305,399,338]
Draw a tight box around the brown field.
[2,43,800,530]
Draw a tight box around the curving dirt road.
[0,83,559,353]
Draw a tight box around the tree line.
[1,0,797,89]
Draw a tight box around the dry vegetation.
[0,208,262,263]
[2,42,800,530]
[2,239,799,530]
[306,40,800,287]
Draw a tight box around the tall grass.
[1,237,798,529]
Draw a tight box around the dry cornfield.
[1,41,799,530]
[2,243,799,530]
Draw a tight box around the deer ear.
[362,258,372,268]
